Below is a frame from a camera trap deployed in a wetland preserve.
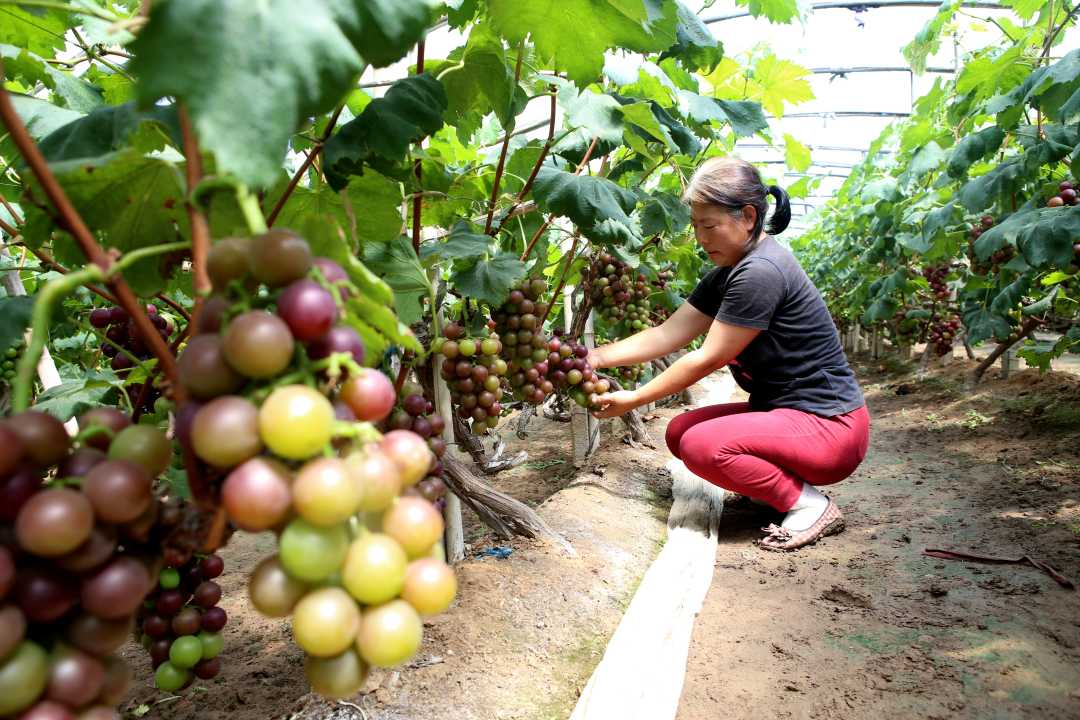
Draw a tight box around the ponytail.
[765,185,791,235]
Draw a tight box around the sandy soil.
[677,355,1080,720]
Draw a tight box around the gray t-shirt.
[686,236,864,417]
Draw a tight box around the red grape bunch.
[585,254,652,333]
[547,337,609,410]
[89,304,175,414]
[927,313,962,357]
[890,307,925,346]
[383,380,450,508]
[1046,179,1077,208]
[966,216,1015,275]
[137,554,226,691]
[179,229,456,699]
[0,408,177,719]
[492,277,557,407]
[615,363,644,385]
[921,264,952,301]
[434,322,508,435]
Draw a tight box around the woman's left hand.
[591,390,641,418]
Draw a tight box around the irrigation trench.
[570,372,736,720]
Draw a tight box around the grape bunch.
[921,264,951,301]
[0,407,178,719]
[890,307,925,346]
[434,323,507,435]
[585,254,652,333]
[927,313,962,356]
[1,339,25,387]
[546,337,608,410]
[384,380,449,507]
[179,229,456,699]
[492,277,556,407]
[137,554,226,691]
[1046,179,1077,208]
[90,304,175,414]
[966,217,1016,275]
[614,363,644,385]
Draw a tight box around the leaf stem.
[267,103,346,227]
[236,184,269,234]
[14,266,103,412]
[483,42,525,235]
[411,41,426,256]
[539,231,581,329]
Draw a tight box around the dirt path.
[677,359,1080,720]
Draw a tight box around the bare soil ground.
[120,354,1080,720]
[121,404,684,720]
[678,354,1080,720]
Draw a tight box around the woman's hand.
[586,347,604,370]
[591,389,640,418]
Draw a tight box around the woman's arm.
[589,302,714,369]
[592,319,760,418]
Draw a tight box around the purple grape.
[277,279,337,342]
[307,325,364,365]
[403,394,428,417]
[89,309,111,328]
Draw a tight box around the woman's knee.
[665,413,695,457]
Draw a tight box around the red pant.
[665,403,870,512]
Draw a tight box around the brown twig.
[492,85,557,238]
[538,231,580,329]
[483,43,525,235]
[0,194,23,225]
[518,137,597,263]
[0,216,19,238]
[0,85,183,404]
[267,104,345,227]
[967,317,1041,387]
[26,246,118,304]
[411,41,426,255]
[178,104,212,335]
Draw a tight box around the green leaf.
[639,191,691,236]
[621,101,675,149]
[32,372,118,423]
[559,83,626,144]
[957,160,1024,212]
[532,167,640,245]
[363,235,430,324]
[1001,0,1042,20]
[451,251,527,306]
[902,0,961,75]
[488,0,678,85]
[739,0,800,23]
[0,45,103,113]
[748,54,813,118]
[5,94,83,142]
[904,141,944,184]
[1021,287,1058,316]
[21,150,188,297]
[340,0,438,68]
[659,1,723,73]
[323,74,447,190]
[37,102,176,163]
[682,94,768,137]
[0,296,34,354]
[783,133,811,172]
[922,201,957,244]
[420,221,491,262]
[990,272,1032,315]
[963,307,1011,343]
[0,6,68,56]
[130,0,368,187]
[977,205,1080,268]
[436,23,520,138]
[946,127,1005,179]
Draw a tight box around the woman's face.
[690,203,757,267]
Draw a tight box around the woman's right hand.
[586,348,604,370]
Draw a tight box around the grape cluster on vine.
[383,380,449,511]
[434,323,507,435]
[89,304,174,414]
[1,340,25,386]
[492,277,557,407]
[0,408,177,719]
[137,554,226,691]
[1046,179,1077,208]
[927,313,962,357]
[177,229,455,699]
[585,254,652,333]
[921,263,952,301]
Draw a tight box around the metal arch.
[702,0,1007,23]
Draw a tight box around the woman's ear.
[741,205,757,233]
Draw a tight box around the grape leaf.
[532,167,640,245]
[451,252,527,306]
[0,296,34,354]
[420,221,491,262]
[747,54,813,118]
[363,235,431,325]
[976,205,1080,269]
[0,6,68,56]
[0,45,103,113]
[963,307,1012,343]
[659,0,723,73]
[957,160,1024,212]
[488,0,678,85]
[5,94,83,142]
[903,0,961,75]
[904,140,944,183]
[946,127,1005,179]
[130,0,369,188]
[323,74,447,190]
[435,23,522,138]
[783,134,811,172]
[32,371,119,422]
[739,0,799,24]
[922,201,957,244]
[559,83,626,144]
[639,190,690,236]
[37,102,177,163]
[681,93,768,137]
[990,272,1032,315]
[338,0,439,68]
